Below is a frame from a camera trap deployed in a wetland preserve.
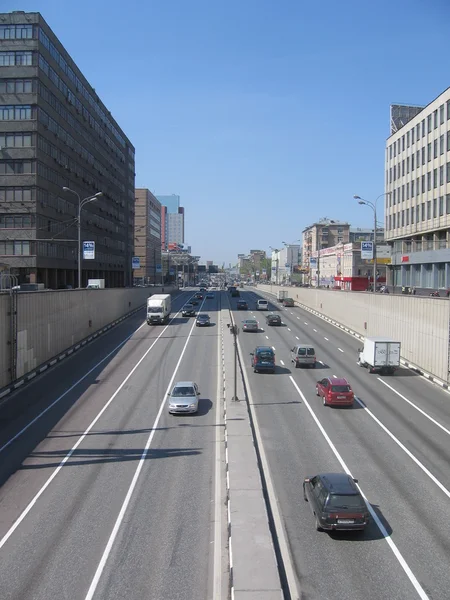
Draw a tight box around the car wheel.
[316,387,320,396]
[295,362,299,368]
[322,396,327,406]
[311,363,316,368]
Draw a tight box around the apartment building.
[134,189,161,283]
[302,220,350,275]
[0,11,135,288]
[386,91,450,291]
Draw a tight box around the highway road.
[0,289,227,600]
[231,287,450,600]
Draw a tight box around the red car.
[316,377,354,407]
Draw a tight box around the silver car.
[242,318,259,332]
[167,381,200,414]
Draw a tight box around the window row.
[389,164,450,205]
[388,101,450,160]
[0,160,34,174]
[388,196,450,230]
[0,24,34,39]
[388,133,450,182]
[0,51,33,66]
[34,240,125,264]
[0,187,34,203]
[38,28,127,148]
[0,78,35,94]
[0,240,31,256]
[0,214,34,228]
[38,55,126,162]
[0,105,33,120]
[0,132,33,148]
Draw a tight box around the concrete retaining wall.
[258,285,450,383]
[0,286,175,389]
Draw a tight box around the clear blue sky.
[5,0,450,264]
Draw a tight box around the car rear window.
[307,348,315,356]
[327,494,365,509]
[331,385,351,393]
[257,351,274,359]
[258,300,267,304]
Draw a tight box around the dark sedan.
[266,313,282,326]
[237,300,248,310]
[196,313,211,327]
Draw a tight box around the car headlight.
[189,403,197,408]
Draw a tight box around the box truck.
[357,337,401,374]
[86,279,105,289]
[147,294,171,325]
[277,290,287,301]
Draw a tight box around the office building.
[0,11,135,288]
[134,189,161,283]
[156,194,180,214]
[302,220,350,274]
[166,207,184,246]
[385,88,450,291]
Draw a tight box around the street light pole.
[63,187,103,288]
[227,323,239,401]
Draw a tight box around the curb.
[262,288,450,391]
[0,289,185,403]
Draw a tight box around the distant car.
[182,303,196,317]
[303,473,369,531]
[291,344,316,368]
[200,287,207,292]
[316,377,354,407]
[242,318,259,332]
[282,298,295,307]
[195,293,204,300]
[237,300,248,310]
[167,381,200,414]
[256,299,268,310]
[266,313,281,326]
[196,313,211,327]
[190,298,199,306]
[250,346,275,373]
[206,293,214,299]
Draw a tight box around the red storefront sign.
[401,256,409,262]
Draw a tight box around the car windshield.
[184,305,193,309]
[147,307,162,313]
[327,494,365,509]
[331,385,351,393]
[171,386,195,397]
[198,314,208,319]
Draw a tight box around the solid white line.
[353,396,450,500]
[213,306,223,599]
[0,315,178,551]
[324,337,329,341]
[377,378,450,436]
[289,376,430,600]
[338,348,344,353]
[280,359,285,366]
[0,293,189,456]
[84,305,201,600]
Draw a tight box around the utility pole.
[227,323,239,401]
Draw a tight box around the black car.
[195,293,204,300]
[190,298,199,306]
[237,300,248,310]
[266,313,281,326]
[182,303,196,317]
[303,473,370,532]
[196,313,211,327]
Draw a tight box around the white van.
[256,299,269,310]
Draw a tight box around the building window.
[411,179,415,197]
[411,127,415,145]
[0,79,33,94]
[422,120,425,137]
[427,172,431,192]
[393,189,396,205]
[447,163,450,183]
[447,131,450,152]
[411,207,414,224]
[422,147,425,165]
[427,115,432,133]
[411,153,415,170]
[0,214,33,228]
[393,214,396,229]
[434,139,438,159]
[0,25,33,39]
[389,145,392,160]
[406,156,410,174]
[421,203,426,221]
[406,131,410,147]
[0,160,34,174]
[0,187,34,204]
[434,109,438,129]
[434,168,438,189]
[440,165,444,186]
[433,198,437,218]
[416,205,420,222]
[0,132,32,147]
[447,195,450,214]
[0,51,33,66]
[427,143,431,162]
[447,100,450,120]
[402,136,405,151]
[401,210,405,227]
[427,200,431,219]
[440,104,445,124]
[422,175,426,193]
[416,123,420,139]
[402,185,405,202]
[440,134,445,155]
[402,160,405,177]
[0,240,31,255]
[397,139,401,154]
[0,105,32,120]
[406,182,410,201]
[439,196,444,216]
[406,209,409,226]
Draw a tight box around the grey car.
[167,381,200,414]
[242,318,259,332]
[182,303,196,317]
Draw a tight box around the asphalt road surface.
[0,289,226,600]
[231,287,450,600]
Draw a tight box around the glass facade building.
[0,12,135,288]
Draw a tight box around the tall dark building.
[0,11,135,288]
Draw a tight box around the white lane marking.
[213,305,223,599]
[377,378,450,437]
[280,359,285,366]
[272,346,276,351]
[84,306,201,599]
[324,337,329,341]
[303,321,307,324]
[353,396,450,500]
[338,348,344,353]
[289,377,430,600]
[265,335,269,340]
[0,294,190,455]
[0,311,183,551]
[295,336,299,340]
[297,317,300,320]
[332,375,338,378]
[287,328,291,331]
[313,329,317,333]
[290,312,294,315]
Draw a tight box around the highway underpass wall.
[0,286,175,390]
[258,285,450,383]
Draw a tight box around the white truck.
[147,294,171,325]
[357,337,401,375]
[277,290,287,302]
[86,279,105,289]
